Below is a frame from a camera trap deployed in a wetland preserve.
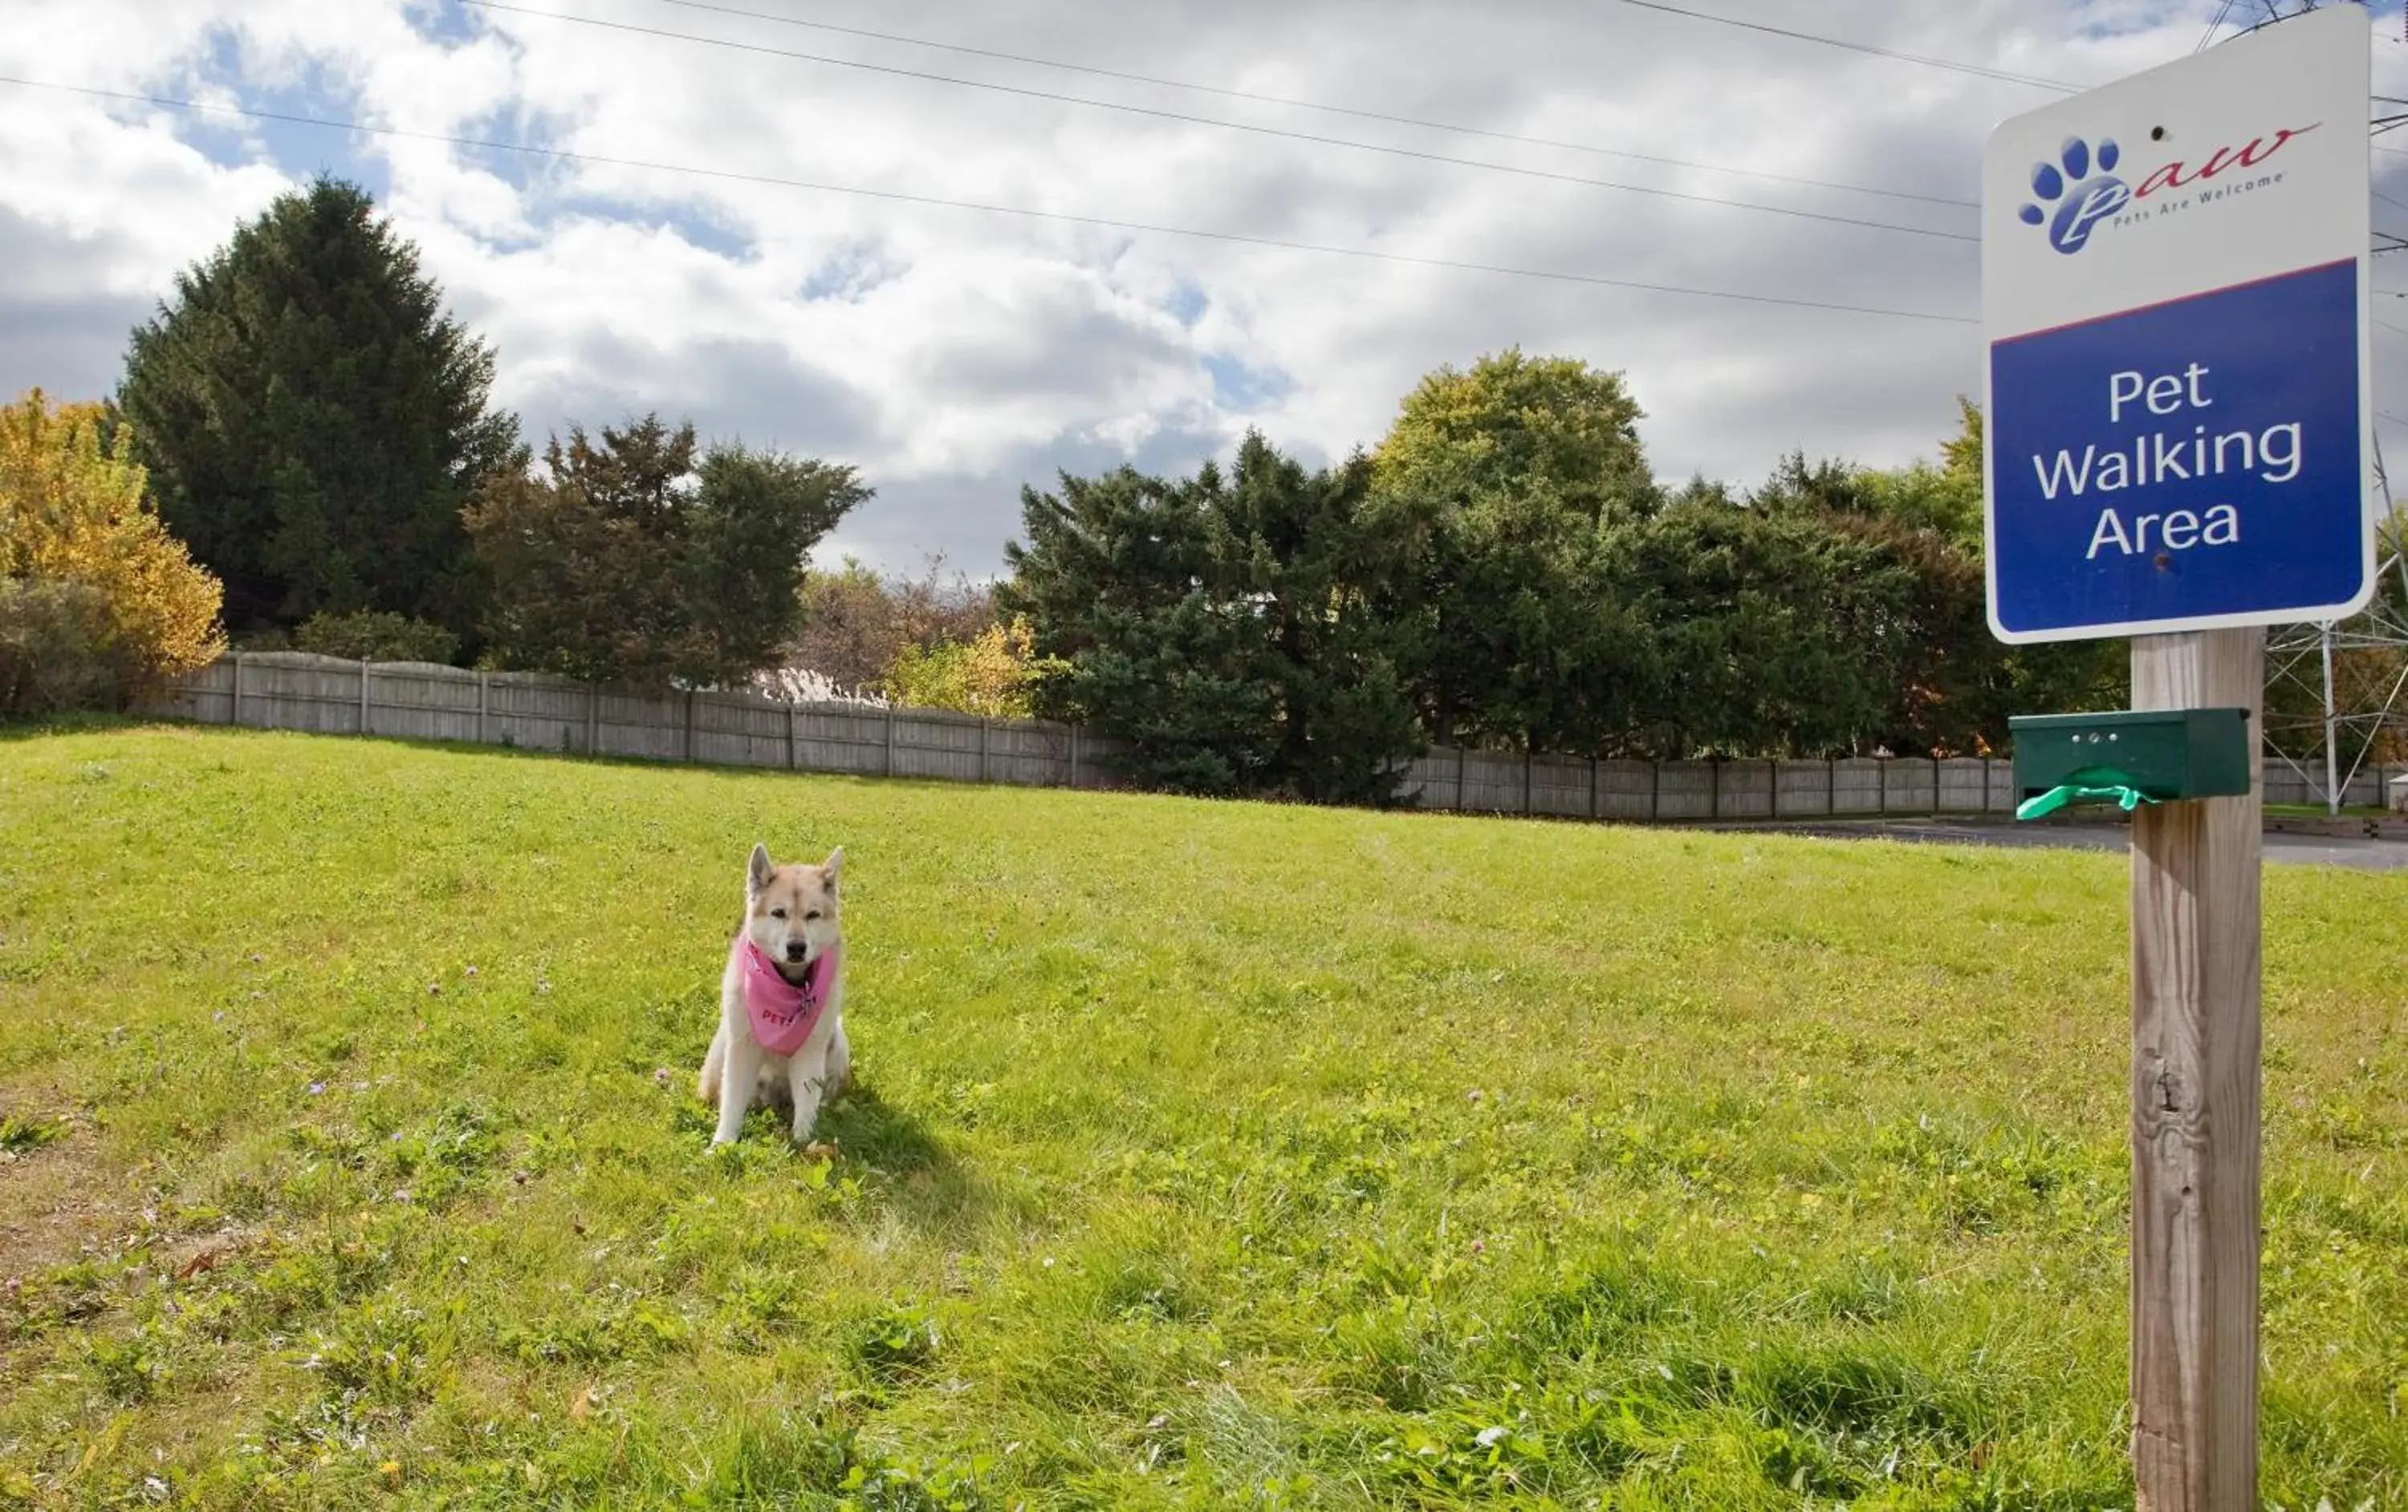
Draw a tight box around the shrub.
[0,578,119,716]
[293,609,461,665]
[0,388,225,714]
[881,616,1051,718]
[791,553,996,690]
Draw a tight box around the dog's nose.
[784,943,809,962]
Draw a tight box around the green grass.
[2,725,2403,1510]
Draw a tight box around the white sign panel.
[1982,7,2374,644]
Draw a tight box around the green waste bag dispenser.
[2007,709,2252,820]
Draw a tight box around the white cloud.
[4,0,2406,575]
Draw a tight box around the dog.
[698,842,850,1146]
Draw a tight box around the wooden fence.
[137,652,1123,791]
[137,652,2401,821]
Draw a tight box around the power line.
[1602,1,2081,92]
[462,2,1976,246]
[624,0,1979,211]
[0,76,1979,325]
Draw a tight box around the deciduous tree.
[466,413,868,686]
[1366,348,1660,750]
[0,388,225,713]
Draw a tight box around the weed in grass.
[0,1112,66,1157]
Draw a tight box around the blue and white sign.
[1983,7,2375,644]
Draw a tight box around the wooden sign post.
[2127,628,2263,1506]
[1981,12,2375,1506]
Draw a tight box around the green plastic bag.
[2015,782,2159,821]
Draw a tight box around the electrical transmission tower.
[2262,449,2408,814]
[2245,4,2408,813]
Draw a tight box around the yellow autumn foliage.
[882,616,1052,719]
[0,388,226,703]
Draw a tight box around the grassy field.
[1,724,2403,1510]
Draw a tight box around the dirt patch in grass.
[0,1095,118,1286]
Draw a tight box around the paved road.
[1712,817,2408,872]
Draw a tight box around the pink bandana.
[739,937,839,1056]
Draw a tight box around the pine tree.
[117,174,521,643]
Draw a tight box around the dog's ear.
[747,842,774,894]
[821,846,844,888]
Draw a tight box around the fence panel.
[1987,759,2020,813]
[784,705,882,776]
[1080,734,1135,790]
[230,652,368,736]
[1529,754,1592,818]
[2265,764,2398,811]
[1067,727,1119,791]
[368,662,479,742]
[142,657,234,725]
[1937,758,1989,813]
[1713,761,1771,819]
[1453,751,1524,813]
[692,691,792,770]
[1596,760,1655,821]
[985,719,1070,787]
[1832,759,1885,816]
[1655,761,1714,820]
[1397,751,1455,810]
[2261,766,2310,807]
[892,710,984,783]
[589,689,683,762]
[1882,758,1939,814]
[1775,761,1833,819]
[486,674,588,754]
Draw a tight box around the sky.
[5,0,2408,578]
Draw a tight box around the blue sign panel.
[1987,258,2365,640]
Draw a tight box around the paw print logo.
[2019,136,2129,255]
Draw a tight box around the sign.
[1982,7,2374,644]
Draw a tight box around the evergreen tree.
[1000,433,1422,801]
[1607,494,1910,758]
[1001,463,1272,795]
[1922,399,2129,735]
[1210,433,1424,804]
[118,174,521,642]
